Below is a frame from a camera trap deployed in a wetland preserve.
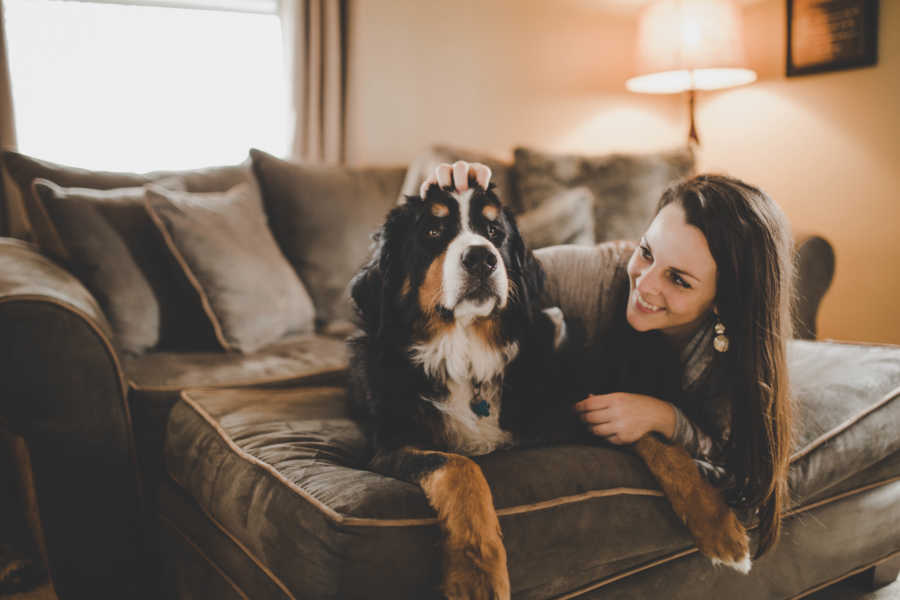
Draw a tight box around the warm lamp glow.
[626,68,756,94]
[625,0,756,94]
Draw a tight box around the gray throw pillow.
[30,178,219,354]
[250,149,406,324]
[2,149,250,255]
[31,179,162,353]
[516,187,595,250]
[400,145,521,212]
[513,147,695,242]
[145,182,316,353]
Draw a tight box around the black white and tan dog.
[348,162,750,599]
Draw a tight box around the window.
[4,0,288,171]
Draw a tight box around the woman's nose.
[636,265,662,296]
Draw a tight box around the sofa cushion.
[2,149,249,255]
[145,183,316,353]
[249,149,406,324]
[516,186,595,249]
[159,339,900,598]
[400,145,521,212]
[513,146,694,242]
[30,179,217,353]
[123,333,348,392]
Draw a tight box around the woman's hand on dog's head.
[420,161,492,197]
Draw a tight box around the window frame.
[59,0,278,15]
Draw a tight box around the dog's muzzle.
[441,236,508,319]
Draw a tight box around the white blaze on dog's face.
[425,185,509,323]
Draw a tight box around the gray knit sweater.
[535,241,732,484]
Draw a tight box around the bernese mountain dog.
[348,164,750,599]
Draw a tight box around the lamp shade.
[626,0,756,94]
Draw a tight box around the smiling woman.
[3,0,288,171]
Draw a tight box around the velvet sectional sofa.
[0,146,897,600]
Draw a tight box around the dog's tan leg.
[634,435,751,573]
[371,447,510,600]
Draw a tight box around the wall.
[345,0,900,344]
[345,0,684,164]
[694,0,900,344]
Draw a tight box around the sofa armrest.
[0,238,146,598]
[793,233,836,340]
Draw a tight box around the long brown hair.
[657,174,794,558]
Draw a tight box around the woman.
[567,174,795,559]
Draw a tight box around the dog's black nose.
[461,245,497,275]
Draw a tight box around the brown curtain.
[280,0,347,164]
[0,0,20,237]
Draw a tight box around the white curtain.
[0,0,20,237]
[280,0,346,164]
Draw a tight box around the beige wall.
[346,0,900,344]
[345,0,684,164]
[694,0,900,344]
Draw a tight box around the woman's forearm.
[654,400,677,441]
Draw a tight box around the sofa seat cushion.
[160,339,900,598]
[123,333,348,392]
[787,340,900,502]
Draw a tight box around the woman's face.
[626,202,718,340]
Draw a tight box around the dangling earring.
[713,316,730,353]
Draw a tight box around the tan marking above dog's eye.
[482,205,499,221]
[431,203,449,218]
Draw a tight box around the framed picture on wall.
[787,0,878,77]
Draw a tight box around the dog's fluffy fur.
[349,181,572,456]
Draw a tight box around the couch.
[0,145,897,600]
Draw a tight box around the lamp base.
[688,88,699,146]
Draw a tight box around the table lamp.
[625,0,757,145]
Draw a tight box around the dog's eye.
[427,226,442,239]
[486,224,502,240]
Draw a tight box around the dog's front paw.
[442,532,510,600]
[690,503,751,574]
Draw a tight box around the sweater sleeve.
[533,241,635,346]
[670,405,731,484]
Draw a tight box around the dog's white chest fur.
[411,324,518,456]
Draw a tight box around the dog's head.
[351,179,543,341]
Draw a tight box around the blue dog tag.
[471,399,491,418]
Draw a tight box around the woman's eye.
[671,273,691,289]
[640,245,652,260]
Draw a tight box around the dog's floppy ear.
[350,200,418,338]
[504,206,544,321]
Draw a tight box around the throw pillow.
[31,179,163,354]
[2,149,250,253]
[144,182,316,353]
[513,147,695,242]
[400,145,522,212]
[516,186,595,249]
[249,149,406,324]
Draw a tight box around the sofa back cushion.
[250,149,406,325]
[145,183,316,353]
[513,146,695,243]
[2,149,249,252]
[31,179,217,353]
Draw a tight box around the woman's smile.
[633,290,664,313]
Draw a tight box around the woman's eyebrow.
[670,265,701,283]
[643,238,701,283]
